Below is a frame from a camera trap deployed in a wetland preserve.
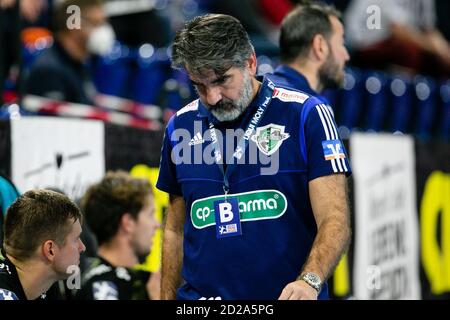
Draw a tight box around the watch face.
[306,273,320,284]
[303,273,322,290]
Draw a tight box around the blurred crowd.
[1,0,449,135]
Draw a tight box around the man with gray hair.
[157,13,351,300]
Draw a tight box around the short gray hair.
[171,14,255,76]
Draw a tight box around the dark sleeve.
[43,282,62,300]
[0,274,20,300]
[75,271,148,300]
[75,276,121,300]
[23,66,71,102]
[73,281,93,300]
[156,118,182,196]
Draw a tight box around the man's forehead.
[70,218,82,233]
[330,15,344,35]
[188,68,234,84]
[83,6,106,22]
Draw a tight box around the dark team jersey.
[0,249,60,300]
[157,75,351,300]
[75,256,151,300]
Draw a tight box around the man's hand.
[278,280,318,300]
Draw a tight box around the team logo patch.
[322,139,346,160]
[251,124,290,156]
[93,281,119,300]
[0,289,18,300]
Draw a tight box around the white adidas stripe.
[315,105,338,173]
[189,132,204,145]
[315,105,330,139]
[319,104,336,139]
[319,104,343,172]
[319,104,348,172]
[320,104,348,172]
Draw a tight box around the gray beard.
[209,71,254,122]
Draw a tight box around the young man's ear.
[311,34,329,63]
[120,213,136,234]
[42,240,57,262]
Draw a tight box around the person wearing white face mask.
[23,0,115,105]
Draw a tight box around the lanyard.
[207,81,275,197]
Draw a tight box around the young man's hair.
[279,2,341,63]
[81,171,152,246]
[171,13,255,77]
[3,189,82,261]
[53,0,104,33]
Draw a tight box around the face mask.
[87,24,116,56]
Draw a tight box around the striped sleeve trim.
[315,104,348,173]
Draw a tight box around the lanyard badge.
[214,197,242,239]
[209,78,275,239]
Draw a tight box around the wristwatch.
[301,272,322,293]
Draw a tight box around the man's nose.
[79,239,86,253]
[344,47,350,62]
[205,86,222,106]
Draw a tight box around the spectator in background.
[0,0,47,105]
[258,0,294,26]
[75,171,160,300]
[104,0,171,48]
[0,189,85,300]
[344,0,450,78]
[270,2,349,104]
[258,0,352,26]
[199,0,279,56]
[22,0,115,105]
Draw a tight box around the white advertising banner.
[351,133,420,299]
[11,117,105,200]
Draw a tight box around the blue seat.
[338,68,365,130]
[438,81,450,140]
[389,76,414,134]
[414,76,438,139]
[363,71,388,132]
[92,42,132,98]
[132,46,170,105]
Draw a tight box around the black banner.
[415,140,450,299]
[105,123,164,171]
